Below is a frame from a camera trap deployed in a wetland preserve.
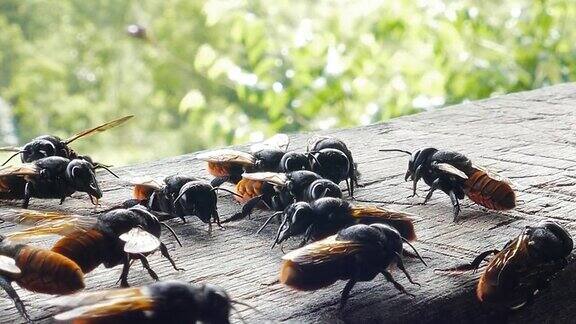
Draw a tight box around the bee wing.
[241,172,287,186]
[471,163,515,186]
[63,115,134,144]
[349,205,417,241]
[2,209,95,241]
[0,146,22,152]
[433,163,468,180]
[196,149,255,165]
[283,235,364,265]
[485,234,529,280]
[0,255,21,275]
[251,134,290,152]
[126,178,165,200]
[120,227,161,254]
[0,164,39,178]
[51,287,154,321]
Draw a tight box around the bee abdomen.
[0,176,26,199]
[465,171,515,210]
[51,229,107,274]
[235,179,263,203]
[280,260,339,291]
[207,162,232,177]
[15,246,84,295]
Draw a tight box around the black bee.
[197,134,310,187]
[0,156,105,208]
[280,223,426,308]
[0,236,85,323]
[127,175,241,228]
[0,115,133,167]
[51,280,252,324]
[221,170,342,223]
[438,220,572,309]
[3,206,183,287]
[308,136,360,197]
[380,148,516,221]
[261,197,417,248]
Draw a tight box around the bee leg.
[211,176,229,187]
[118,254,132,287]
[160,242,184,271]
[299,224,316,247]
[410,165,423,198]
[22,182,32,209]
[345,179,354,199]
[0,276,31,323]
[137,254,159,281]
[339,278,358,309]
[221,195,263,223]
[423,179,441,204]
[381,271,415,297]
[60,196,66,205]
[436,249,499,273]
[394,252,420,286]
[448,190,461,222]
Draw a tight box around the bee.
[0,236,85,323]
[0,115,133,167]
[437,220,573,309]
[380,148,516,221]
[261,197,417,248]
[3,206,183,287]
[197,134,310,187]
[280,223,426,308]
[50,280,253,324]
[128,175,241,227]
[0,156,105,208]
[222,171,342,223]
[307,136,360,197]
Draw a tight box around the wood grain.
[1,83,576,323]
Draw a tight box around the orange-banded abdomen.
[51,229,108,274]
[465,171,515,210]
[207,162,233,177]
[15,246,84,295]
[234,179,264,203]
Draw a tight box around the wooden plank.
[1,83,576,323]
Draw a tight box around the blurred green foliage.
[0,0,574,165]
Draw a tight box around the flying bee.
[50,280,254,324]
[3,206,183,287]
[222,170,342,223]
[197,134,310,187]
[0,156,108,208]
[380,147,516,221]
[128,175,241,228]
[437,220,573,309]
[0,115,133,167]
[0,236,85,323]
[307,136,360,197]
[280,223,426,308]
[260,197,417,248]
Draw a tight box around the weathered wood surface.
[1,83,576,323]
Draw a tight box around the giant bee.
[0,236,85,323]
[3,206,183,287]
[50,280,253,324]
[197,134,310,187]
[307,136,360,197]
[222,170,342,223]
[0,115,133,167]
[261,197,417,248]
[128,175,241,228]
[381,148,516,221]
[280,223,426,308]
[0,156,105,208]
[438,220,572,309]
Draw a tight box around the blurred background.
[0,0,574,166]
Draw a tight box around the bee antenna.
[379,149,412,155]
[1,151,23,166]
[307,152,322,167]
[161,222,182,247]
[232,300,261,313]
[93,163,120,178]
[230,305,249,324]
[272,216,289,250]
[257,211,283,234]
[401,237,427,267]
[211,187,244,199]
